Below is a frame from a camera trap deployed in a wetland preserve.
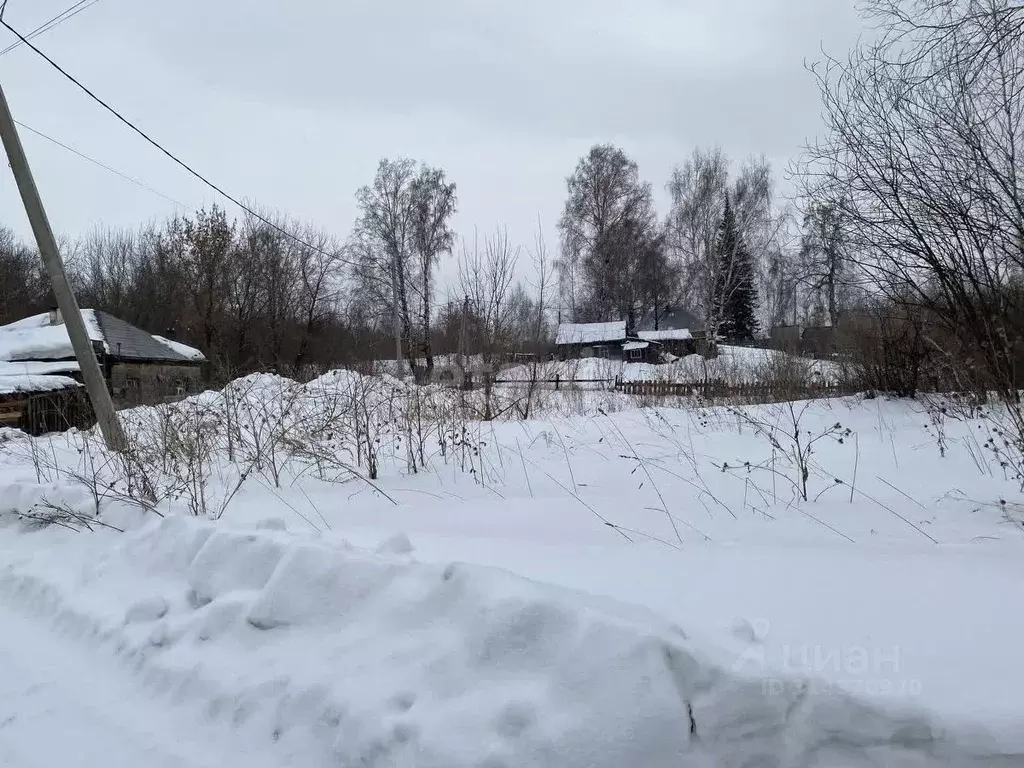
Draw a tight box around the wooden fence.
[488,375,614,390]
[613,378,861,401]
[483,374,860,402]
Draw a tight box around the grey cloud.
[0,0,863,253]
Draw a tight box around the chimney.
[48,307,63,326]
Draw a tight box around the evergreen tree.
[713,195,759,341]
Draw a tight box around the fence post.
[555,373,560,391]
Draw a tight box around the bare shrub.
[835,302,930,397]
[720,402,851,504]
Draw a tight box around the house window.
[630,348,643,360]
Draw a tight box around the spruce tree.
[714,195,759,341]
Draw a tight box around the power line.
[0,18,352,265]
[1,3,187,210]
[15,119,189,208]
[0,1,100,58]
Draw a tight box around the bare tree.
[353,159,455,382]
[0,227,49,323]
[181,206,235,358]
[666,147,729,323]
[459,228,520,363]
[799,201,851,326]
[457,228,520,418]
[521,218,555,418]
[353,158,417,377]
[409,166,458,381]
[291,224,345,370]
[558,144,657,322]
[799,0,1024,448]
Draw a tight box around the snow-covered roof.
[555,321,628,346]
[622,341,649,351]
[153,335,206,362]
[0,369,79,396]
[0,310,204,364]
[638,328,693,342]
[0,310,103,362]
[0,360,80,376]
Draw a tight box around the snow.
[0,373,1022,764]
[622,340,649,351]
[0,516,1016,766]
[153,335,206,362]
[555,321,627,345]
[0,360,80,376]
[0,309,105,362]
[638,328,694,341]
[0,368,79,395]
[0,595,287,768]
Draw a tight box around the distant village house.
[555,307,707,364]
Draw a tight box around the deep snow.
[0,592,286,768]
[0,372,1022,765]
[0,517,1018,767]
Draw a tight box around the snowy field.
[0,370,1022,766]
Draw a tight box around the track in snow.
[0,602,283,768]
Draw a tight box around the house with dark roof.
[555,321,665,364]
[0,308,205,406]
[637,306,707,357]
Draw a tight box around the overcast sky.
[0,0,863,284]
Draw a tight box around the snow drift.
[0,516,1015,767]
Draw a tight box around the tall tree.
[666,148,729,331]
[668,150,780,340]
[714,196,760,341]
[558,144,657,322]
[409,166,458,380]
[353,158,456,382]
[799,202,849,326]
[352,158,417,377]
[182,206,235,357]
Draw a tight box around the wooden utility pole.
[0,81,126,451]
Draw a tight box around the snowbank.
[0,516,1012,767]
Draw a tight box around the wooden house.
[637,306,708,357]
[637,328,696,358]
[0,308,206,408]
[555,321,631,360]
[555,321,666,364]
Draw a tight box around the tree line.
[5,0,1016,399]
[0,145,854,381]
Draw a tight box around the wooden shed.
[0,371,92,435]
